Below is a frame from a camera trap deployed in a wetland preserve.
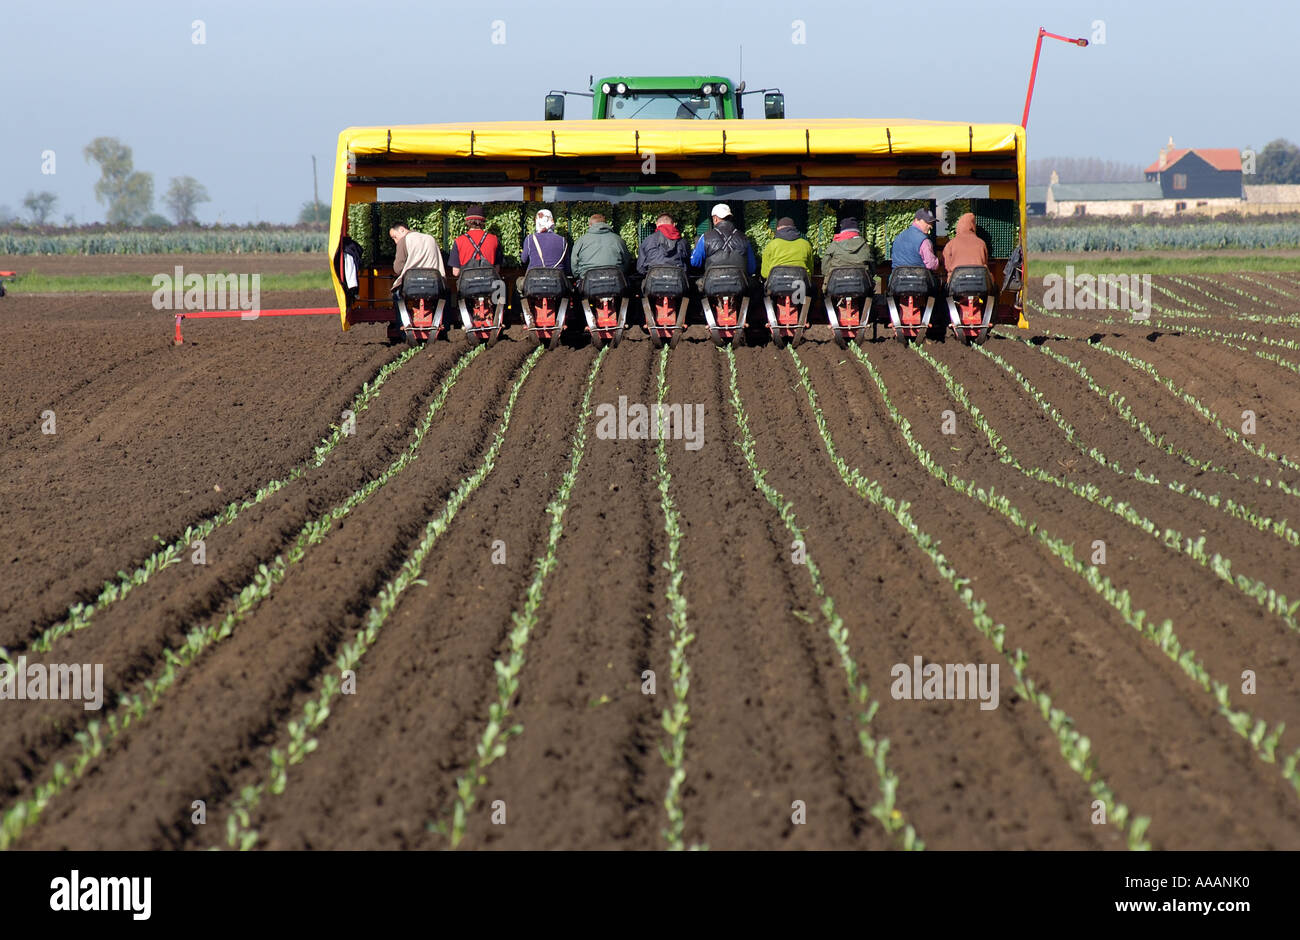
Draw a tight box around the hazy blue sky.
[2,0,1291,224]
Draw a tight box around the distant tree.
[163,175,210,224]
[141,213,172,229]
[1255,139,1300,184]
[23,190,59,224]
[63,213,75,226]
[0,205,14,223]
[298,200,330,224]
[1028,157,1144,185]
[83,136,154,225]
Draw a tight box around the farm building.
[1044,177,1168,218]
[1039,139,1250,217]
[1144,139,1243,198]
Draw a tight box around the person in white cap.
[689,203,757,274]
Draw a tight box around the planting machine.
[327,76,1031,346]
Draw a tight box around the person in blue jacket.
[889,208,940,291]
[689,203,757,275]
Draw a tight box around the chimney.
[1049,169,1059,186]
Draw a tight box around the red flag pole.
[1021,27,1089,130]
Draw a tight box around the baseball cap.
[914,208,936,224]
[838,217,859,232]
[466,204,486,221]
[711,203,732,219]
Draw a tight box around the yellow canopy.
[328,119,1026,327]
[337,118,1022,160]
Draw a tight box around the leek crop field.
[3,269,1300,850]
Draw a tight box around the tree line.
[4,136,328,227]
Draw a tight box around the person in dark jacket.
[637,214,689,273]
[822,217,876,277]
[689,204,757,274]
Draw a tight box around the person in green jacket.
[761,217,814,278]
[821,217,876,277]
[571,214,632,279]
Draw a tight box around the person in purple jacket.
[520,209,570,273]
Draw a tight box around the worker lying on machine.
[760,216,814,277]
[390,223,446,328]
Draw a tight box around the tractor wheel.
[973,328,990,347]
[772,329,789,350]
[649,328,665,349]
[833,330,849,350]
[590,329,606,350]
[732,326,747,348]
[668,325,682,349]
[610,328,622,349]
[711,328,729,348]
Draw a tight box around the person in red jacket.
[449,205,501,275]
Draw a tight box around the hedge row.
[1028,222,1300,252]
[0,230,325,255]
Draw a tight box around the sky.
[2,0,1292,225]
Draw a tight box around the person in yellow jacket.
[760,217,814,278]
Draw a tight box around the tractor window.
[606,92,725,119]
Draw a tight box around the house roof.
[1027,185,1049,203]
[1145,148,1241,174]
[1050,181,1164,201]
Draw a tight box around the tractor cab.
[544,75,783,121]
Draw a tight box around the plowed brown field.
[3,272,1300,851]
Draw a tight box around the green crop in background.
[744,201,773,253]
[0,230,327,256]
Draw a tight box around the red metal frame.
[1021,27,1089,129]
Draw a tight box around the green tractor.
[544,75,784,121]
